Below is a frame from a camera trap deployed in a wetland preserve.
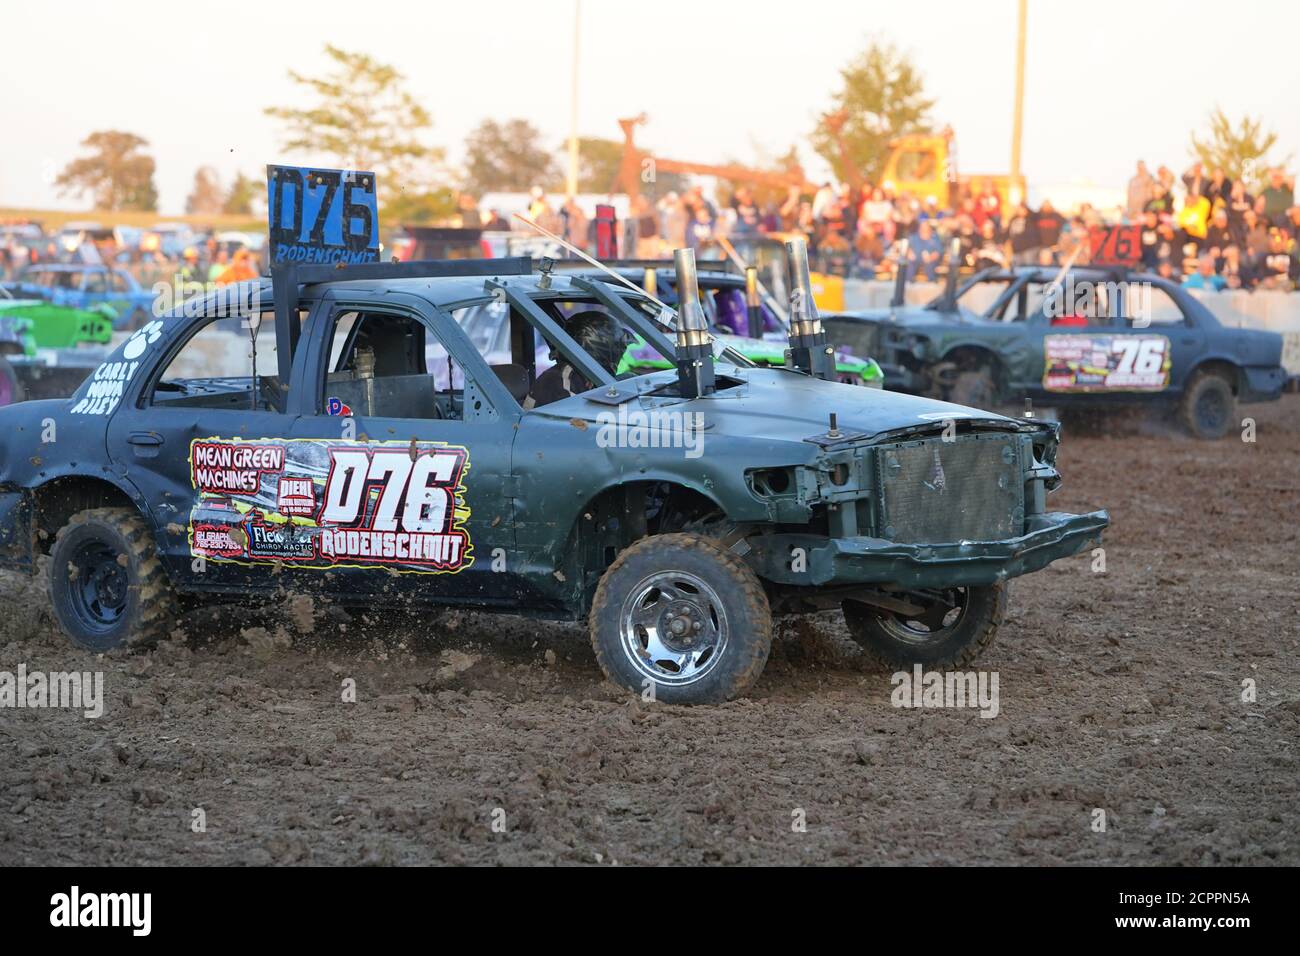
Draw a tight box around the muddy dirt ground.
[1,398,1296,866]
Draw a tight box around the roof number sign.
[266,165,379,266]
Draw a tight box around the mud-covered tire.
[842,583,1006,669]
[1179,370,1236,440]
[589,533,771,704]
[0,356,25,407]
[947,367,997,409]
[48,507,179,652]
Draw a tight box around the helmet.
[563,311,628,375]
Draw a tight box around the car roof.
[175,268,652,321]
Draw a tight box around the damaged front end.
[741,418,1108,605]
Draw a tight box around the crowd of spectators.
[1127,162,1298,291]
[514,161,1299,292]
[0,227,262,288]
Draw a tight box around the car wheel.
[49,508,179,652]
[589,533,771,704]
[947,367,997,409]
[0,356,25,407]
[1179,370,1235,440]
[842,583,1006,669]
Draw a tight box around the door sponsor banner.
[1043,334,1171,392]
[187,437,473,574]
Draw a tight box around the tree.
[55,131,158,211]
[463,119,560,195]
[264,45,444,209]
[185,166,225,216]
[222,172,264,216]
[570,137,622,193]
[1190,108,1291,192]
[383,186,459,225]
[810,40,935,187]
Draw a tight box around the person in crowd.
[975,179,1001,228]
[730,186,761,237]
[1241,208,1271,261]
[1034,199,1065,249]
[973,219,1007,271]
[1260,168,1296,227]
[1127,161,1155,220]
[207,249,230,283]
[686,205,714,252]
[1219,244,1254,290]
[1203,209,1234,268]
[483,208,510,231]
[1183,254,1226,291]
[1205,167,1232,209]
[1181,162,1206,199]
[1257,228,1298,290]
[560,197,589,253]
[1139,209,1162,269]
[1145,183,1175,217]
[1005,202,1039,265]
[907,220,943,280]
[1226,180,1254,238]
[657,192,687,249]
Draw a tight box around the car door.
[105,305,302,591]
[284,290,521,606]
[1021,277,1175,404]
[1119,279,1207,397]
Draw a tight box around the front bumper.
[746,509,1110,590]
[1240,365,1287,404]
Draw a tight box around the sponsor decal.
[326,396,352,416]
[69,321,164,416]
[1043,334,1171,392]
[187,437,473,575]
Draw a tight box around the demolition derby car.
[823,263,1287,439]
[0,248,1107,703]
[0,164,1108,703]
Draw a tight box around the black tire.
[842,583,1006,669]
[1179,370,1236,440]
[48,507,179,652]
[589,532,771,704]
[0,356,25,407]
[947,367,997,409]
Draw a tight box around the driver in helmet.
[524,311,627,409]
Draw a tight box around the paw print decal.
[123,321,164,360]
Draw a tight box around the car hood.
[544,367,1023,445]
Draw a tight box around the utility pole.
[1009,0,1027,205]
[566,0,582,198]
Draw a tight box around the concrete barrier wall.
[840,280,1300,374]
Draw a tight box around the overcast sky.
[3,0,1297,214]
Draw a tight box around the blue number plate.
[266,165,379,265]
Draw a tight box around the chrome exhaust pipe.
[783,236,835,380]
[673,247,716,397]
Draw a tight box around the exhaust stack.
[890,238,910,308]
[673,247,716,398]
[784,237,835,380]
[938,237,962,311]
[744,266,763,339]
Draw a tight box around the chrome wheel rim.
[619,570,728,686]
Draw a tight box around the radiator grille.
[874,434,1023,543]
